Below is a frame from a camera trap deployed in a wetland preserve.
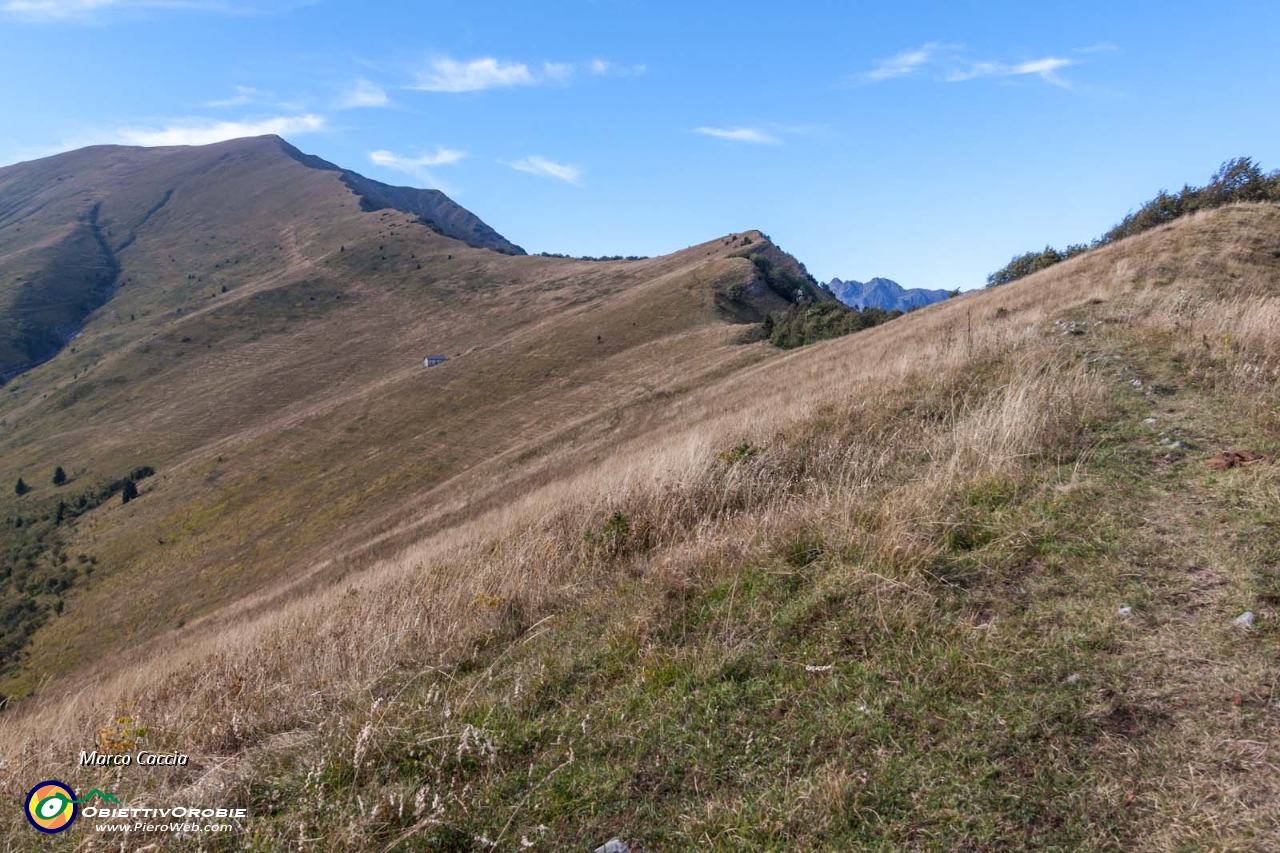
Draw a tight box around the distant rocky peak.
[823,276,952,313]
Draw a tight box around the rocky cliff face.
[278,139,526,256]
[825,276,951,312]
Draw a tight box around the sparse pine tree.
[15,477,29,496]
[121,480,139,504]
[52,466,67,486]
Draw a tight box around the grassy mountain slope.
[1,203,1276,850]
[0,135,522,382]
[0,138,799,696]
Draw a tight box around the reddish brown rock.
[1205,450,1268,471]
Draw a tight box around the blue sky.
[3,0,1279,289]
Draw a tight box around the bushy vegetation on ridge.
[736,251,902,348]
[987,157,1280,287]
[763,301,902,349]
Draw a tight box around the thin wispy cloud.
[2,0,299,21]
[945,57,1074,87]
[511,155,581,185]
[114,114,325,147]
[542,62,575,84]
[370,147,465,170]
[369,147,464,189]
[411,57,540,92]
[1074,42,1118,54]
[204,85,268,108]
[693,126,780,145]
[589,58,647,77]
[3,0,153,19]
[336,78,390,109]
[410,56,645,92]
[855,42,1094,88]
[862,42,944,81]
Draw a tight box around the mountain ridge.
[826,275,952,312]
[0,135,525,383]
[0,135,815,696]
[275,137,526,256]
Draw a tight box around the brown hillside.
[2,141,1277,849]
[0,137,805,695]
[0,197,1274,845]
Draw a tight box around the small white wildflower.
[353,720,376,769]
[414,787,429,818]
[457,724,498,764]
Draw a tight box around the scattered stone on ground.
[1206,450,1268,471]
[1132,379,1143,388]
[1065,673,1082,685]
[594,840,630,853]
[1119,605,1134,617]
[1233,611,1256,629]
[1143,417,1158,424]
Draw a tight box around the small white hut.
[423,355,449,368]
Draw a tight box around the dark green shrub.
[765,302,901,349]
[718,443,758,463]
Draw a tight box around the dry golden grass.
[1,203,1278,849]
[0,140,772,694]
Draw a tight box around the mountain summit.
[0,135,522,381]
[825,276,951,312]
